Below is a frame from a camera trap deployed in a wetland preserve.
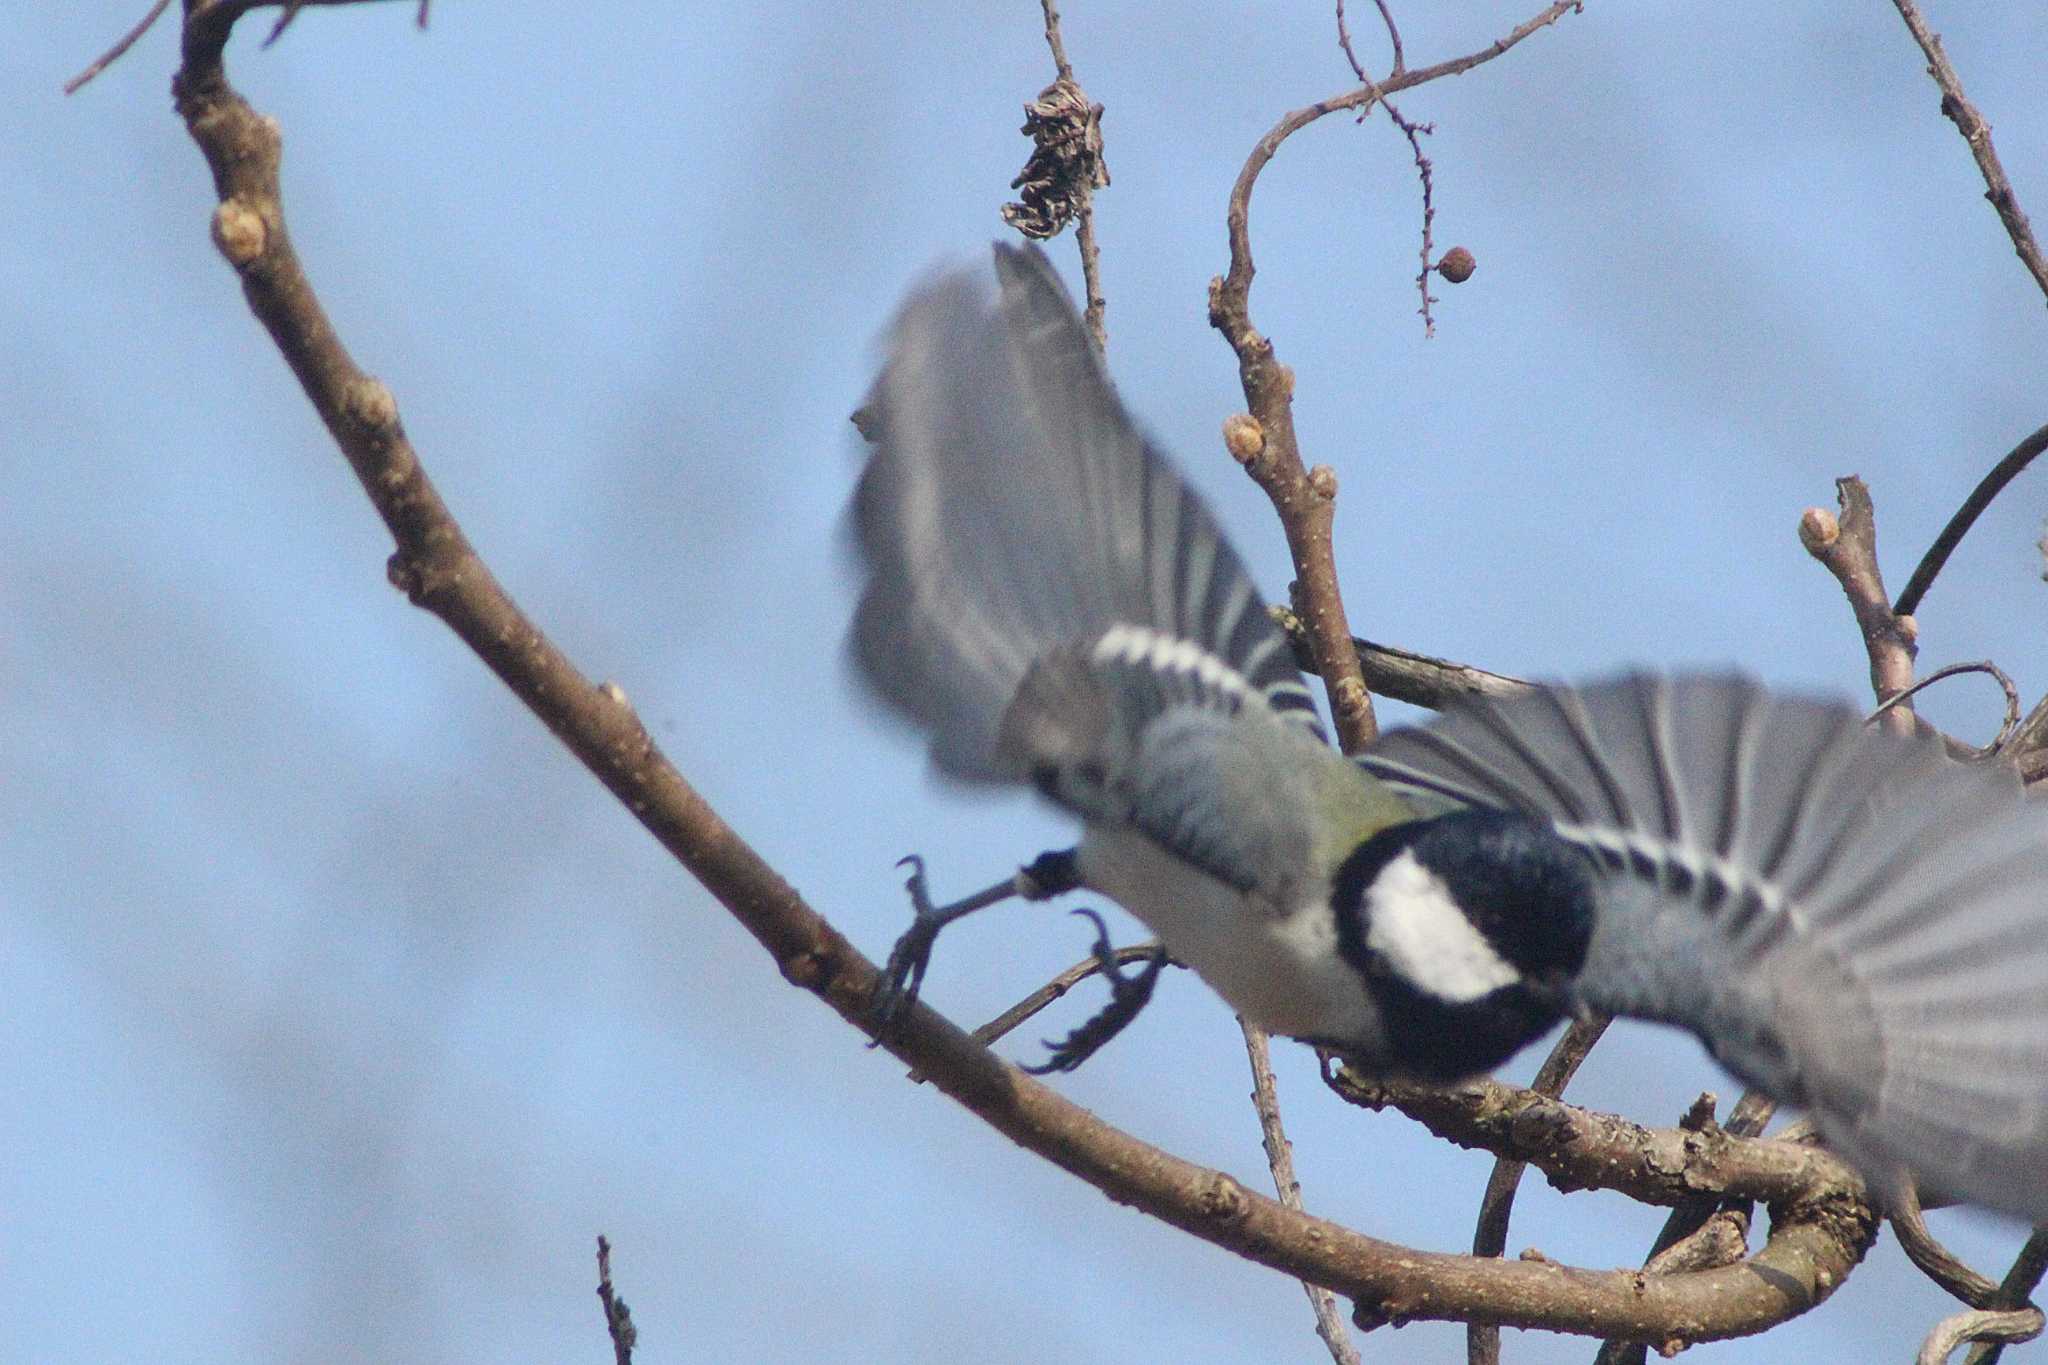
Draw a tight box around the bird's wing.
[1360,673,2048,1222]
[849,246,1406,898]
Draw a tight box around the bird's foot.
[1022,908,1169,1074]
[868,854,1036,1040]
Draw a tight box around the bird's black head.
[1331,808,1598,1080]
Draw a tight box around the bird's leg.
[1023,908,1170,1074]
[868,848,1081,1034]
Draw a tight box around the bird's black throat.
[1332,808,1598,1080]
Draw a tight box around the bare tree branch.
[1799,477,1918,731]
[1596,1091,1777,1365]
[1003,0,1109,350]
[1869,660,2022,756]
[1328,1066,1871,1213]
[62,0,175,93]
[1893,1183,2005,1309]
[1242,1021,1361,1365]
[1962,1230,2048,1365]
[1370,0,1406,73]
[968,944,1172,1051]
[1332,1,1448,333]
[1920,1307,2045,1365]
[1037,0,1072,78]
[1893,421,2048,618]
[1273,608,1535,709]
[1887,0,2048,306]
[1467,1016,1608,1365]
[595,1236,637,1365]
[1211,2,1580,751]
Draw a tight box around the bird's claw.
[867,856,943,1040]
[1022,909,1168,1074]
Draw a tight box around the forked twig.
[1212,1,1581,752]
[1799,478,1918,732]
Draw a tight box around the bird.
[845,241,2048,1224]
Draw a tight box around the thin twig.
[1920,1307,2045,1365]
[1893,1182,2004,1309]
[1220,0,1582,313]
[1372,0,1406,73]
[1335,0,1369,81]
[1072,198,1107,351]
[1868,660,2022,756]
[1331,11,1446,334]
[1467,1015,1608,1365]
[1338,0,1408,78]
[1273,606,1535,708]
[1212,0,1581,751]
[1023,0,1107,351]
[1894,422,2048,617]
[62,0,174,94]
[1036,0,1105,350]
[1392,104,1443,334]
[1798,477,1918,732]
[1242,1021,1362,1365]
[1962,1230,2048,1365]
[596,1236,637,1365]
[968,943,1169,1049]
[1888,0,2048,306]
[1037,0,1073,80]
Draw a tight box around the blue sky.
[7,3,2048,1361]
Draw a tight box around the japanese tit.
[848,243,2048,1224]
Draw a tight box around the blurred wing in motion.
[849,243,1323,798]
[850,245,1424,1058]
[1360,673,2048,1221]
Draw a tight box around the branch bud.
[210,199,266,267]
[1222,413,1265,464]
[1798,506,1840,554]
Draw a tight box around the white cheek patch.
[1364,851,1523,1004]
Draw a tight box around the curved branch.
[171,1,1868,1345]
[63,0,175,93]
[1209,2,1580,751]
[1893,422,2048,618]
[1893,1183,2004,1309]
[1329,1068,1869,1212]
[1922,1307,2045,1365]
[1870,660,2022,757]
[1960,1230,2048,1365]
[1217,1,1582,315]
